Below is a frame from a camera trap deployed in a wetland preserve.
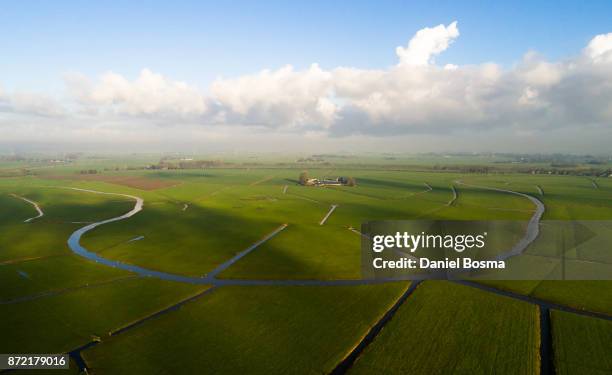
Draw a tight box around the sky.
[2,0,612,154]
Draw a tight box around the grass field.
[552,311,612,374]
[1,154,611,374]
[349,282,539,374]
[83,284,409,374]
[0,255,129,301]
[0,277,208,353]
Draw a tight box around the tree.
[346,176,357,186]
[299,171,309,185]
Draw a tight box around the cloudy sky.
[2,1,612,153]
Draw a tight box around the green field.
[1,154,611,374]
[83,284,408,374]
[552,311,612,374]
[0,277,208,353]
[349,282,539,374]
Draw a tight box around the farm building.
[302,176,354,186]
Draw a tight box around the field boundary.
[286,192,321,204]
[319,205,338,225]
[0,275,138,305]
[539,306,555,375]
[454,280,612,322]
[62,287,216,373]
[109,287,216,336]
[10,193,44,222]
[330,281,421,375]
[249,175,275,186]
[448,185,458,206]
[206,224,288,279]
[0,253,65,266]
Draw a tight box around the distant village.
[299,172,356,186]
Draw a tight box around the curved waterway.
[454,180,545,261]
[66,188,208,284]
[66,188,303,285]
[11,194,44,222]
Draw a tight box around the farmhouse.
[307,177,343,186]
[301,175,355,186]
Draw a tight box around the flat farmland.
[0,255,129,301]
[463,174,612,220]
[348,281,540,375]
[552,310,612,374]
[83,284,409,375]
[1,277,208,353]
[0,184,134,262]
[219,223,362,279]
[0,158,611,374]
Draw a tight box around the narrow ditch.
[110,287,217,336]
[329,280,422,375]
[539,306,555,375]
[67,287,217,373]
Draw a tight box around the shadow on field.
[80,201,283,277]
[216,222,366,280]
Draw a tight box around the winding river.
[66,188,213,284]
[454,180,545,261]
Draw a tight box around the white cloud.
[10,92,65,117]
[395,21,459,66]
[518,87,540,106]
[517,52,563,87]
[584,32,612,63]
[66,68,208,117]
[210,63,336,128]
[0,85,64,117]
